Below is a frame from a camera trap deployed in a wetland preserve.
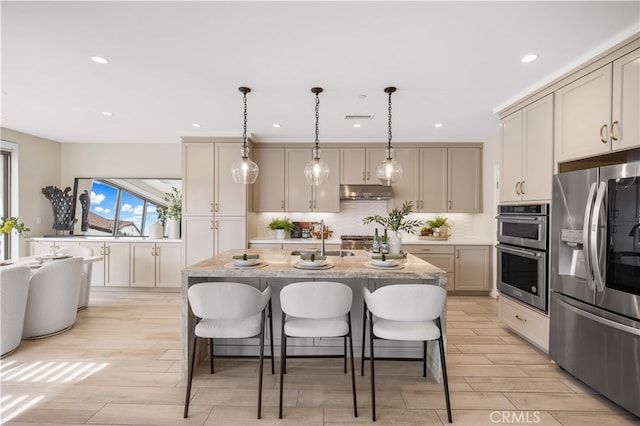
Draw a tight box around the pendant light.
[304,87,330,186]
[231,86,259,184]
[376,86,403,185]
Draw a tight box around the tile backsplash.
[254,200,488,241]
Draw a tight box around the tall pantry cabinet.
[181,138,248,267]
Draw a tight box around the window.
[85,180,162,237]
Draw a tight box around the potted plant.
[157,187,181,239]
[426,215,449,237]
[362,201,423,254]
[268,217,294,240]
[0,217,31,238]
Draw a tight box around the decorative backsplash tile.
[254,200,485,240]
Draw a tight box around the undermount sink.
[290,250,355,257]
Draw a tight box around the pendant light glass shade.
[376,147,403,185]
[231,86,259,184]
[304,87,330,186]
[231,145,259,184]
[304,146,330,186]
[377,86,402,185]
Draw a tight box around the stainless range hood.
[340,184,394,200]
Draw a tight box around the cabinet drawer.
[414,254,454,273]
[405,245,454,255]
[499,295,549,353]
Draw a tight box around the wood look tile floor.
[1,291,638,425]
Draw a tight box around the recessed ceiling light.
[192,123,201,128]
[435,123,443,128]
[91,56,109,64]
[353,123,361,128]
[102,111,113,116]
[272,123,281,128]
[521,54,538,63]
[358,94,367,100]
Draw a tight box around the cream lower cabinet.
[499,295,549,353]
[406,244,490,292]
[500,94,553,203]
[78,241,130,287]
[131,242,181,288]
[555,48,640,162]
[454,245,491,291]
[31,240,79,256]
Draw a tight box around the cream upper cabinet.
[215,143,247,216]
[389,148,420,209]
[448,147,482,213]
[419,148,448,212]
[500,94,553,203]
[555,48,639,162]
[182,142,214,216]
[253,148,285,212]
[611,49,640,152]
[340,148,386,184]
[285,148,339,212]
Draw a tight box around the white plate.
[40,253,72,260]
[370,259,399,267]
[294,260,333,270]
[233,258,261,267]
[299,258,328,267]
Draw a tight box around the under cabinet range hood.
[340,184,394,200]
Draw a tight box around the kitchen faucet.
[320,219,325,257]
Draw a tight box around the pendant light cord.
[315,91,320,150]
[242,90,248,158]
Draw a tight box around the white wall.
[1,128,61,255]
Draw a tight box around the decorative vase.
[389,231,402,255]
[149,221,163,239]
[275,229,286,240]
[167,219,180,239]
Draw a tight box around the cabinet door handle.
[281,200,284,209]
[313,199,317,209]
[611,121,619,141]
[215,221,219,230]
[448,200,452,210]
[210,203,214,213]
[215,202,219,212]
[210,221,214,230]
[155,247,159,256]
[366,171,370,181]
[362,171,366,182]
[105,246,110,256]
[456,250,460,259]
[515,181,521,195]
[599,124,609,144]
[100,247,104,256]
[151,247,156,256]
[515,314,527,323]
[521,181,525,195]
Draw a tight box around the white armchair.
[59,246,94,309]
[22,257,83,339]
[1,264,31,357]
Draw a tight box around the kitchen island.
[181,248,448,382]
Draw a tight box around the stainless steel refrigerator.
[550,161,640,418]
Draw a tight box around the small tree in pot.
[268,217,295,239]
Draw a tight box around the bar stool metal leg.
[436,318,452,423]
[369,310,376,421]
[361,304,367,376]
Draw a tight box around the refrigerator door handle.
[590,181,607,292]
[555,294,640,337]
[582,182,597,290]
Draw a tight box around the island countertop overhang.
[182,248,447,280]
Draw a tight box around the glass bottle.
[372,228,380,253]
[381,229,389,254]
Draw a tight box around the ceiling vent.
[344,114,374,120]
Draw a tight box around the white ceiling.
[2,1,639,145]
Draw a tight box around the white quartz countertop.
[32,237,181,242]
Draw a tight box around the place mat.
[364,261,405,270]
[40,254,72,260]
[293,261,335,270]
[224,261,268,270]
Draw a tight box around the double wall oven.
[496,204,549,312]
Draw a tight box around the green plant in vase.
[362,201,423,254]
[268,217,294,239]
